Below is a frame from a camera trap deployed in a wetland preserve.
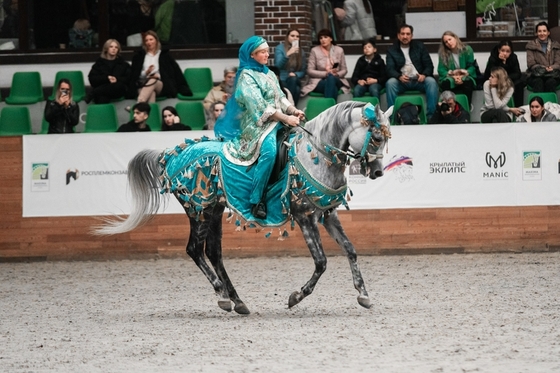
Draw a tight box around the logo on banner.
[383,155,414,183]
[31,163,50,192]
[522,151,542,180]
[483,152,508,180]
[429,161,466,174]
[66,169,80,185]
[348,159,367,184]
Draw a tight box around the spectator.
[87,39,131,104]
[203,66,237,114]
[334,0,377,41]
[437,31,476,105]
[518,96,557,122]
[44,78,80,134]
[429,90,470,124]
[385,24,438,118]
[484,40,525,107]
[68,18,93,49]
[161,106,191,131]
[526,21,560,93]
[214,36,304,219]
[274,28,306,105]
[204,101,225,130]
[480,67,523,123]
[351,37,387,99]
[129,30,192,104]
[117,102,152,132]
[269,66,294,104]
[301,28,350,100]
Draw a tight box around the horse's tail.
[92,149,166,235]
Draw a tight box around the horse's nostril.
[374,170,383,177]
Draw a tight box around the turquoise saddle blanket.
[159,137,291,227]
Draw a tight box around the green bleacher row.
[0,68,213,135]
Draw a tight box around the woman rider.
[215,36,305,220]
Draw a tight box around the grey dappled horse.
[95,101,393,314]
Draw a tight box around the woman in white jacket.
[334,0,377,41]
[518,96,558,122]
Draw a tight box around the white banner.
[22,123,560,217]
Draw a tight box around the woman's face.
[319,35,332,48]
[536,25,550,41]
[59,82,70,95]
[163,110,175,126]
[213,103,225,119]
[107,42,119,57]
[443,34,457,51]
[529,100,544,118]
[251,48,269,65]
[489,73,498,86]
[288,31,300,44]
[498,45,512,60]
[144,35,157,51]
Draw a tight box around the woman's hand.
[510,107,524,116]
[453,76,463,85]
[293,109,305,120]
[285,115,300,127]
[287,46,299,56]
[58,93,70,107]
[108,75,117,83]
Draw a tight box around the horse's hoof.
[234,302,250,315]
[288,291,302,308]
[218,299,232,312]
[357,295,372,309]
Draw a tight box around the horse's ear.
[384,105,394,120]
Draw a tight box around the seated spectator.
[480,67,523,123]
[301,28,350,100]
[484,40,525,107]
[68,18,93,49]
[518,96,557,122]
[161,106,191,131]
[437,31,476,105]
[269,66,294,104]
[117,102,152,132]
[203,66,237,114]
[129,30,192,104]
[525,21,560,93]
[334,0,377,41]
[204,101,225,130]
[87,39,131,104]
[44,78,80,134]
[385,24,438,118]
[429,90,470,124]
[351,37,386,99]
[274,28,306,105]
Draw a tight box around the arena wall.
[2,137,560,262]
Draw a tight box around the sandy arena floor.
[1,252,559,373]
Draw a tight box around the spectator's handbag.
[136,76,160,89]
[531,66,560,79]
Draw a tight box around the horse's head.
[348,103,392,180]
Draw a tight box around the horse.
[94,101,393,315]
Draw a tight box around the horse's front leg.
[204,207,250,315]
[186,215,231,312]
[322,210,372,309]
[289,209,327,308]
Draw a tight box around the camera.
[61,89,69,96]
[439,102,450,113]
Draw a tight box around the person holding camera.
[429,90,470,124]
[44,78,80,134]
[301,28,350,100]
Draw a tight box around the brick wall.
[254,0,313,64]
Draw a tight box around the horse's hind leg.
[322,210,372,309]
[186,215,231,312]
[204,207,250,315]
[288,211,327,308]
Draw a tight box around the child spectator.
[351,37,386,99]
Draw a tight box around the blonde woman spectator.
[480,67,523,123]
[44,79,79,134]
[87,39,131,104]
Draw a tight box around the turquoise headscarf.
[215,36,270,140]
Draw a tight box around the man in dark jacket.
[117,102,151,132]
[385,24,439,118]
[351,38,387,99]
[429,90,470,124]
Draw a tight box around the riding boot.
[251,192,267,219]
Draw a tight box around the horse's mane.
[305,101,367,132]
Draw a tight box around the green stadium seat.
[527,92,558,105]
[175,101,206,130]
[0,106,32,136]
[5,72,44,104]
[305,97,336,120]
[84,104,119,133]
[352,96,380,107]
[178,67,214,101]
